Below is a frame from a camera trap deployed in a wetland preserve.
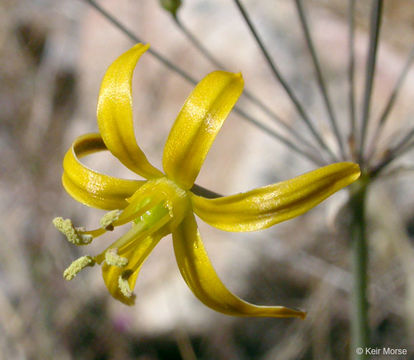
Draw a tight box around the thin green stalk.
[191,184,221,199]
[174,15,323,157]
[370,128,414,177]
[347,0,356,155]
[173,16,226,70]
[233,0,338,162]
[359,0,383,165]
[294,0,346,159]
[82,0,325,166]
[83,0,197,85]
[367,45,414,159]
[349,176,370,359]
[233,107,326,165]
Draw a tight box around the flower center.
[140,176,190,231]
[94,176,191,262]
[55,177,192,295]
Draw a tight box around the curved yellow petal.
[173,213,306,318]
[192,162,360,232]
[100,209,172,305]
[97,43,163,179]
[163,71,244,189]
[63,133,144,210]
[101,233,163,306]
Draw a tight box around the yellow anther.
[100,210,121,230]
[63,256,95,280]
[53,217,93,245]
[118,271,134,298]
[105,249,128,267]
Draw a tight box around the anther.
[63,256,95,280]
[53,217,93,245]
[100,210,121,231]
[118,270,135,298]
[105,249,128,267]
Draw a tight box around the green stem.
[349,176,370,359]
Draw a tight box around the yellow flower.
[54,43,360,319]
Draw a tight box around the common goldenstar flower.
[54,44,360,319]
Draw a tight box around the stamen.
[100,210,122,230]
[53,217,93,245]
[105,248,128,267]
[118,270,135,298]
[63,256,95,280]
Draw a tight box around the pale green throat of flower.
[54,43,360,318]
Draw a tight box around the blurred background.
[1,0,414,359]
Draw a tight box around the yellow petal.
[163,71,244,189]
[101,234,163,305]
[97,43,163,179]
[63,133,144,210]
[192,162,360,232]
[173,213,306,318]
